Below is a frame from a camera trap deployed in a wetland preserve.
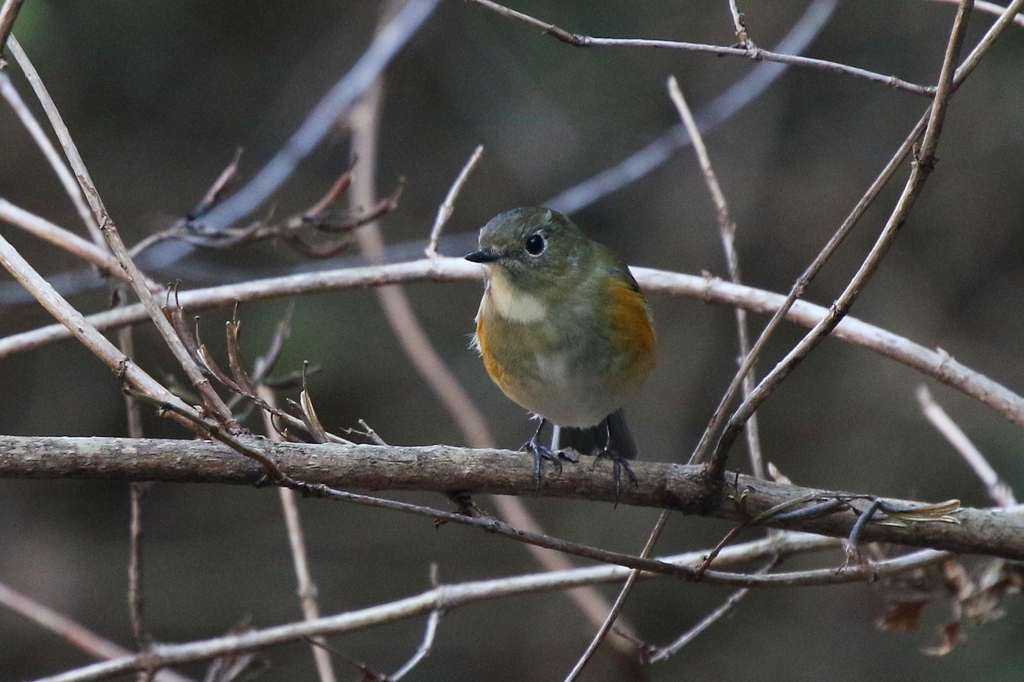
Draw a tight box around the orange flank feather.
[474,314,508,391]
[606,275,656,389]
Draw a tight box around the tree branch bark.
[2,435,1021,561]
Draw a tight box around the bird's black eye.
[525,233,546,256]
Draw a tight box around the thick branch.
[1,435,1021,561]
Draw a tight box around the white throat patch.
[486,267,547,323]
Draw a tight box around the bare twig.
[27,546,952,682]
[0,199,135,284]
[0,230,288,484]
[916,386,1017,508]
[0,0,25,52]
[0,232,196,426]
[425,145,484,257]
[687,111,928,467]
[951,0,1024,81]
[191,148,244,220]
[707,0,976,478]
[191,0,440,234]
[0,581,194,682]
[545,0,837,215]
[119,315,150,648]
[126,480,149,647]
[489,499,644,659]
[6,35,110,248]
[162,176,402,258]
[928,0,1024,25]
[727,0,751,47]
[388,609,441,681]
[687,0,1024,463]
[468,0,933,95]
[348,78,494,452]
[651,586,749,662]
[1,533,829,682]
[688,0,1024,464]
[4,258,1024,435]
[646,560,777,662]
[5,36,236,426]
[667,75,764,478]
[102,222,239,427]
[562,511,668,681]
[259,387,337,682]
[0,71,103,243]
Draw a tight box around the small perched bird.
[466,207,655,490]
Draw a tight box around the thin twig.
[0,72,103,243]
[545,0,837,215]
[467,0,933,95]
[6,35,110,249]
[425,144,484,257]
[727,0,751,47]
[707,0,976,478]
[0,581,194,682]
[388,609,441,681]
[686,111,927,467]
[0,232,196,426]
[259,387,337,682]
[101,221,238,428]
[647,558,778,662]
[0,199,132,283]
[916,385,1017,508]
[0,0,25,52]
[191,0,440,234]
[691,0,1024,462]
[126,480,149,647]
[928,0,1024,26]
[689,0,1024,461]
[562,510,668,681]
[120,315,150,648]
[951,0,1024,82]
[667,75,764,478]
[650,586,750,661]
[4,40,234,426]
[0,230,288,484]
[29,547,952,682]
[4,258,1024,436]
[348,77,494,453]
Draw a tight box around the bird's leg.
[521,417,560,487]
[550,425,580,463]
[593,416,638,501]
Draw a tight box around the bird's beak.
[465,248,500,263]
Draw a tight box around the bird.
[466,207,655,493]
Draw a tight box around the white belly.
[515,352,630,427]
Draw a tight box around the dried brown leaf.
[875,601,926,632]
[299,389,329,444]
[922,622,965,656]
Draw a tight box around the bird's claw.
[593,449,638,503]
[522,438,562,489]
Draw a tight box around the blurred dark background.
[1,0,1023,680]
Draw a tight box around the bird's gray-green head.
[465,207,593,293]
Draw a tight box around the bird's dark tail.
[554,408,638,460]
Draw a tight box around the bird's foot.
[521,437,562,489]
[593,448,638,503]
